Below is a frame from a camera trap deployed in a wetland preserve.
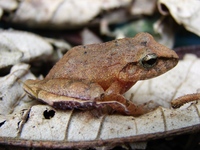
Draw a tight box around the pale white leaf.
[158,0,200,36]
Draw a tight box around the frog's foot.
[99,94,147,116]
[171,93,200,108]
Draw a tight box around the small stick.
[171,93,200,108]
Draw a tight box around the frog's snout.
[171,57,179,68]
[172,50,179,60]
[169,50,179,67]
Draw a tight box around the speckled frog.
[23,33,178,116]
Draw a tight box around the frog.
[23,32,179,116]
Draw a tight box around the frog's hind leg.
[23,78,105,110]
[171,93,200,108]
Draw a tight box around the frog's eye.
[140,53,158,69]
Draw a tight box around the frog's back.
[45,32,178,89]
[45,37,136,83]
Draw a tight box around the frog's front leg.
[101,81,147,116]
[99,94,145,116]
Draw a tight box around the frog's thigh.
[35,79,105,108]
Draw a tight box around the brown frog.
[23,32,178,116]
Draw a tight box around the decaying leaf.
[0,103,199,148]
[130,0,157,15]
[0,63,37,115]
[0,30,53,69]
[153,17,175,49]
[0,0,18,12]
[5,0,131,29]
[158,0,200,36]
[81,28,102,45]
[0,54,200,149]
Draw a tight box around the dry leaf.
[0,63,37,115]
[158,0,200,36]
[0,30,53,69]
[153,17,175,48]
[6,0,131,29]
[0,54,200,149]
[131,0,157,15]
[0,0,18,12]
[81,28,102,45]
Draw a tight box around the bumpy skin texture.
[23,33,179,116]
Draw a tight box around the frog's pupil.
[145,58,157,66]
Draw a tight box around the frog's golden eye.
[140,53,158,68]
